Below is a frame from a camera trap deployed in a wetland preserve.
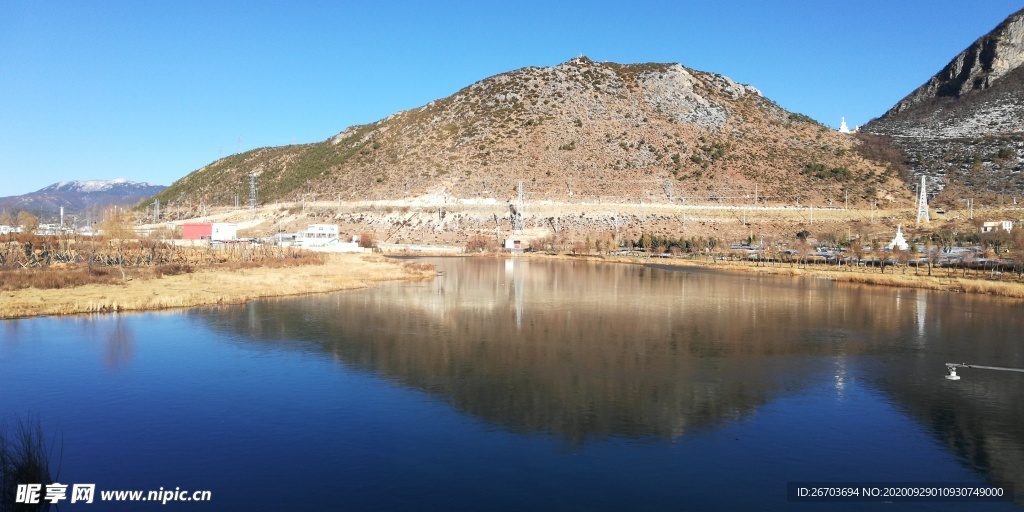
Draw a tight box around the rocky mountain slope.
[153,57,908,216]
[0,179,166,216]
[863,8,1024,201]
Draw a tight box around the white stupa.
[838,117,853,134]
[887,225,910,251]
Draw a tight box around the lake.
[2,257,1023,510]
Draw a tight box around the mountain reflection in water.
[189,257,1024,497]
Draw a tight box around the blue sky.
[2,1,1022,196]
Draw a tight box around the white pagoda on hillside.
[887,225,910,251]
[838,117,858,134]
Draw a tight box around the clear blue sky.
[2,1,1022,196]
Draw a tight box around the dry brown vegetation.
[151,57,912,214]
[0,252,435,319]
[0,234,327,291]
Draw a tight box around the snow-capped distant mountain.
[0,179,166,217]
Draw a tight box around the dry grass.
[0,254,435,319]
[0,235,329,291]
[0,266,121,291]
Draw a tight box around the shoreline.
[4,251,1022,321]
[0,254,436,320]
[519,252,1024,300]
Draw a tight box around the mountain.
[153,57,908,215]
[0,179,166,217]
[863,8,1024,200]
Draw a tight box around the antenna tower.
[916,175,929,224]
[513,180,524,233]
[249,173,257,210]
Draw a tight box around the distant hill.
[0,179,166,218]
[153,56,908,214]
[863,8,1024,201]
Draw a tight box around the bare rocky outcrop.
[863,8,1024,198]
[886,8,1024,116]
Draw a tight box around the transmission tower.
[513,180,524,233]
[249,173,257,210]
[916,175,929,224]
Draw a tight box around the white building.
[981,220,1014,233]
[296,224,363,252]
[297,224,341,247]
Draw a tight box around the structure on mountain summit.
[838,117,857,134]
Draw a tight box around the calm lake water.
[2,257,1023,510]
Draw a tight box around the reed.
[0,416,56,512]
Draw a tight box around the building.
[294,224,364,252]
[296,224,341,247]
[182,222,237,241]
[981,220,1014,233]
[504,238,524,253]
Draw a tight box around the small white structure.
[838,117,858,134]
[297,224,340,247]
[887,225,910,251]
[981,220,1014,233]
[296,224,363,252]
[0,225,20,235]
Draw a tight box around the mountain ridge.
[863,8,1024,200]
[0,179,166,217]
[152,56,907,217]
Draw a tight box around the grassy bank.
[0,254,435,319]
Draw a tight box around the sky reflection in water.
[1,258,1022,510]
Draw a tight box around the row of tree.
[0,211,40,233]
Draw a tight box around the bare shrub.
[0,416,57,512]
[358,232,377,248]
[465,235,498,252]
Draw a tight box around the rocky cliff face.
[863,8,1024,199]
[886,8,1024,118]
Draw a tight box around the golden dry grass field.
[0,254,435,319]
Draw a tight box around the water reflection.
[190,258,1024,496]
[103,317,136,369]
